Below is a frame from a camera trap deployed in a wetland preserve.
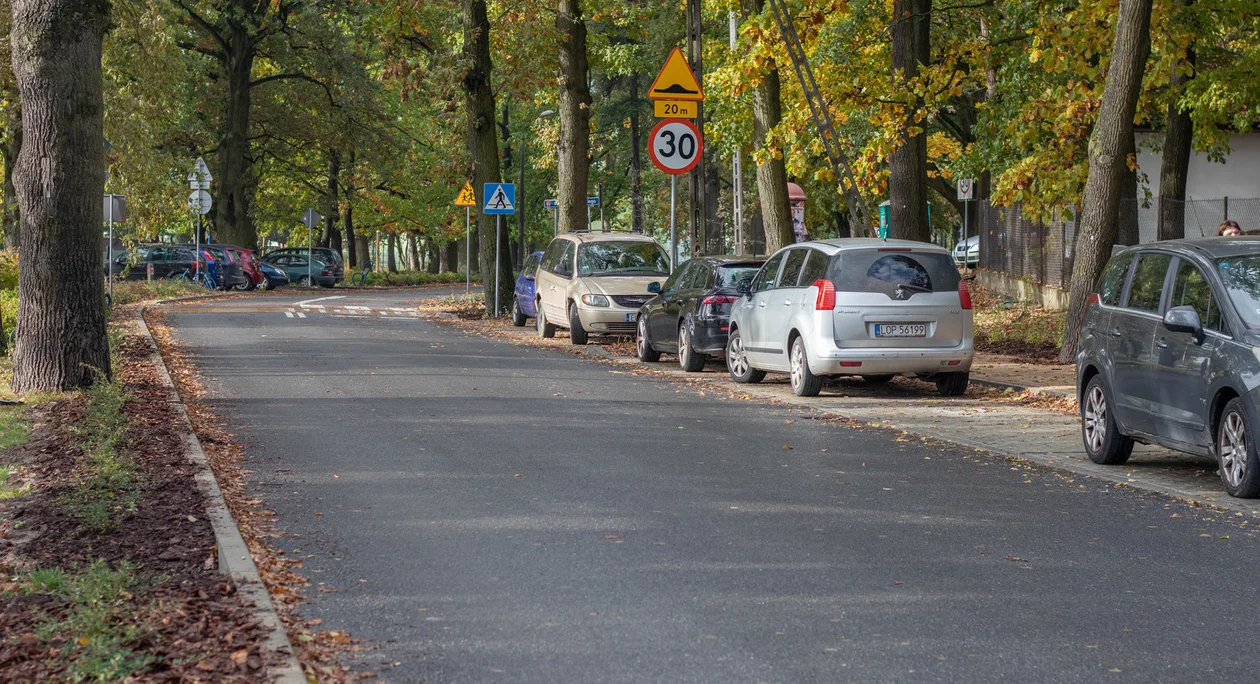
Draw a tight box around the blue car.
[511,251,543,326]
[258,260,291,290]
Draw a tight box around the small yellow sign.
[454,182,476,207]
[654,100,697,119]
[647,47,704,102]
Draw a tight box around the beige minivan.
[535,232,671,344]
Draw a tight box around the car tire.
[260,274,273,290]
[678,319,707,372]
[568,303,588,345]
[726,328,765,384]
[1217,397,1260,498]
[537,304,556,339]
[637,315,661,362]
[1080,375,1134,466]
[935,372,969,397]
[298,275,312,287]
[235,279,255,292]
[863,375,895,384]
[511,300,527,327]
[789,336,823,397]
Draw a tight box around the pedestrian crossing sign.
[483,183,516,215]
[454,182,477,207]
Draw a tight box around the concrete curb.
[136,307,306,683]
[969,376,1074,399]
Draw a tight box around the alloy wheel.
[728,333,748,377]
[679,327,689,366]
[790,342,805,390]
[1083,385,1107,453]
[1221,410,1248,488]
[637,317,649,356]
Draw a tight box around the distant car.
[196,245,248,290]
[953,235,979,267]
[512,251,544,326]
[726,238,974,398]
[1076,237,1260,498]
[533,232,670,344]
[261,252,336,287]
[106,244,198,280]
[636,256,765,371]
[258,260,290,290]
[265,247,344,285]
[224,247,264,291]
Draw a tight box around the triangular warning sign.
[486,185,513,210]
[648,47,704,102]
[454,182,476,207]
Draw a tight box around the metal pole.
[466,206,471,294]
[519,133,527,269]
[599,183,605,232]
[730,10,743,256]
[553,207,558,236]
[669,175,678,272]
[195,212,201,278]
[963,198,969,271]
[494,215,502,316]
[308,224,313,286]
[107,197,113,302]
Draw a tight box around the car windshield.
[577,241,669,276]
[715,263,762,290]
[1216,255,1260,327]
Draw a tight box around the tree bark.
[408,233,421,270]
[2,90,20,250]
[214,18,258,249]
[629,74,646,233]
[322,150,340,248]
[1060,0,1154,364]
[429,240,441,274]
[888,0,931,243]
[10,0,111,391]
[343,151,358,268]
[742,0,793,254]
[1158,31,1194,241]
[445,242,458,273]
[556,0,590,237]
[1116,132,1140,246]
[387,232,398,272]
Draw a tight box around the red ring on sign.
[648,118,704,175]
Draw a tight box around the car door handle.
[784,300,792,306]
[1156,338,1169,349]
[758,301,766,308]
[1110,328,1122,337]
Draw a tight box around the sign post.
[957,178,975,269]
[188,158,212,279]
[648,49,705,269]
[483,182,516,316]
[103,194,125,303]
[544,199,559,236]
[454,182,477,293]
[300,208,323,287]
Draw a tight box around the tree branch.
[174,0,230,55]
[249,72,336,106]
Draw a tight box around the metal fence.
[977,197,1260,288]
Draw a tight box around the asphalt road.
[167,290,1260,682]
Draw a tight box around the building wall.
[1136,131,1260,200]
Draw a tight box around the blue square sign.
[483,183,516,215]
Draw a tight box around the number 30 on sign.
[648,118,703,175]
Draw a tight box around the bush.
[359,270,476,287]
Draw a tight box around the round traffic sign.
[648,118,703,175]
[188,189,212,215]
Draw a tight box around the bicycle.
[353,259,373,287]
[174,268,218,290]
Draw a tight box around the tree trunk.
[409,233,421,270]
[214,24,258,249]
[888,0,931,243]
[1158,32,1194,241]
[387,233,398,272]
[2,91,20,250]
[444,242,458,273]
[1060,0,1154,364]
[429,240,441,274]
[1116,132,1140,246]
[322,150,340,248]
[10,0,111,392]
[628,74,646,233]
[556,0,590,237]
[742,0,793,254]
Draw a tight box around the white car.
[726,238,974,397]
[953,235,979,267]
[534,231,671,345]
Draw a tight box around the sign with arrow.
[454,181,477,207]
[300,207,323,229]
[647,48,704,102]
[483,183,516,215]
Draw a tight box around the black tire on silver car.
[789,336,823,397]
[1217,398,1260,498]
[568,303,588,345]
[637,315,661,362]
[935,372,969,397]
[678,319,707,372]
[726,328,765,384]
[1081,375,1134,466]
[511,300,527,327]
[537,303,556,339]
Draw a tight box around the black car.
[636,256,765,371]
[105,244,198,279]
[194,245,248,289]
[264,247,344,284]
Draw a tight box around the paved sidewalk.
[970,352,1076,399]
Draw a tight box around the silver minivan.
[726,238,974,397]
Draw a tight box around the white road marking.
[285,311,295,318]
[295,295,345,307]
[296,312,306,318]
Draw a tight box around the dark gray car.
[1077,237,1260,497]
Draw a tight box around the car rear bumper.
[690,318,730,355]
[807,338,974,376]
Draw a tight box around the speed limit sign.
[648,118,703,175]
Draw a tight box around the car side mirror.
[647,282,661,294]
[524,274,535,281]
[1163,305,1205,344]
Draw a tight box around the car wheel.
[511,300,527,327]
[1217,398,1260,498]
[637,315,661,362]
[235,279,254,291]
[298,275,312,287]
[260,274,272,290]
[1080,375,1134,465]
[789,336,823,397]
[678,319,707,372]
[935,372,970,397]
[863,375,895,384]
[568,303,588,345]
[537,304,556,339]
[726,329,765,384]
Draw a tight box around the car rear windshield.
[577,241,669,276]
[1216,255,1260,328]
[715,263,762,290]
[826,249,961,296]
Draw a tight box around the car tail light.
[958,281,972,310]
[702,294,739,305]
[321,269,330,276]
[1086,292,1100,308]
[813,279,835,310]
[839,361,862,367]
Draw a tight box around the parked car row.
[513,231,975,399]
[106,244,346,290]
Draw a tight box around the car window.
[797,249,828,286]
[665,262,693,293]
[576,241,670,277]
[1099,253,1134,306]
[715,263,762,290]
[751,252,786,293]
[1124,253,1172,313]
[827,250,960,296]
[524,254,540,277]
[779,249,809,288]
[1217,254,1260,329]
[685,263,710,290]
[555,242,576,278]
[1171,260,1222,332]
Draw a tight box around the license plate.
[874,323,927,337]
[625,313,638,322]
